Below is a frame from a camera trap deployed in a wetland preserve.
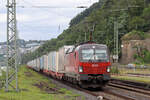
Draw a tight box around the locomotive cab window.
[80,46,108,62]
[81,49,94,60]
[95,50,107,61]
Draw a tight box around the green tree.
[129,16,145,30]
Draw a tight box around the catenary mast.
[5,0,19,92]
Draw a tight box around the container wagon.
[27,43,111,88]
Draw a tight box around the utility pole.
[114,20,119,63]
[112,5,140,63]
[111,9,127,63]
[5,0,19,92]
[84,32,87,42]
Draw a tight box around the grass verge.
[0,65,83,100]
[112,75,150,84]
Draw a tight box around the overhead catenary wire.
[16,5,88,9]
[16,0,88,9]
[14,0,88,38]
[15,0,88,21]
[0,0,96,42]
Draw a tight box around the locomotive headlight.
[79,66,83,72]
[107,67,111,73]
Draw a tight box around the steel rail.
[30,68,140,100]
[108,83,150,96]
[110,79,150,90]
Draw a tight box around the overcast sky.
[0,0,98,42]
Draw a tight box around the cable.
[10,0,95,40]
[16,1,87,19]
[16,0,89,9]
[17,5,87,9]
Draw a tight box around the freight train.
[27,42,111,88]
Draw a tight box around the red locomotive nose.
[79,62,111,74]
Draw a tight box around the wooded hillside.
[22,0,150,64]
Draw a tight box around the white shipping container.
[57,46,74,73]
[40,56,44,70]
[44,55,48,71]
[28,60,34,69]
[49,52,52,71]
[47,46,75,73]
[36,58,40,71]
[47,51,57,72]
[51,51,57,72]
[32,60,35,69]
[57,46,66,73]
[31,60,34,69]
[47,55,50,71]
[28,61,31,67]
[29,61,32,67]
[34,59,37,69]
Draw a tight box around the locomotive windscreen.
[79,44,109,62]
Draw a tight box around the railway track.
[31,69,150,100]
[59,79,138,100]
[58,78,150,100]
[107,79,150,100]
[127,73,150,77]
[95,89,138,100]
[38,72,145,100]
[110,78,150,90]
[108,83,150,96]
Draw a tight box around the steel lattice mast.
[5,0,19,92]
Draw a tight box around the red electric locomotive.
[64,42,111,88]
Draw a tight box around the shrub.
[121,30,146,40]
[134,49,150,64]
[111,67,120,74]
